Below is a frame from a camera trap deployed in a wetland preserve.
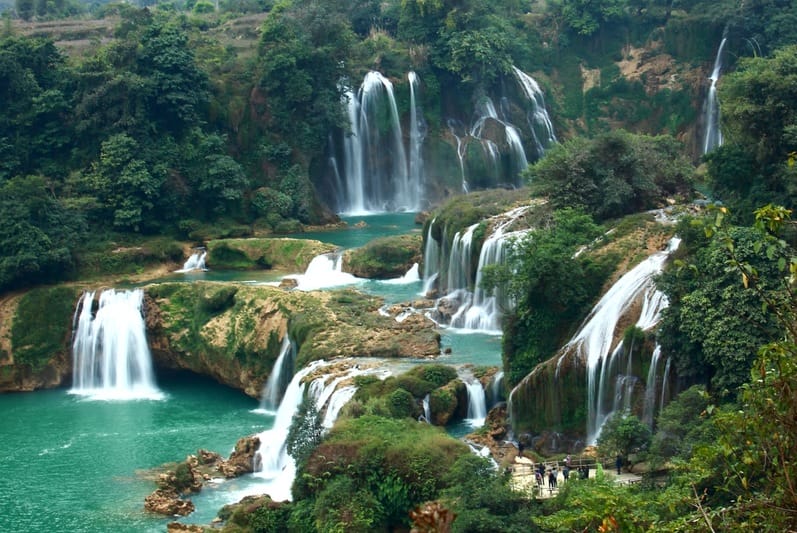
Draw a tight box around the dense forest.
[3,0,797,531]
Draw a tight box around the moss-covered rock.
[205,238,336,271]
[0,286,80,392]
[145,282,440,397]
[342,234,423,279]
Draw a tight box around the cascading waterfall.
[446,224,478,294]
[337,71,419,214]
[258,335,296,412]
[471,97,528,180]
[511,66,557,158]
[253,359,388,501]
[175,250,207,273]
[70,289,162,400]
[421,218,440,296]
[465,380,487,427]
[561,237,681,443]
[408,71,426,202]
[703,36,727,154]
[449,206,530,332]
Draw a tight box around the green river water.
[0,213,502,532]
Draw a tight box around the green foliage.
[173,462,194,492]
[714,45,797,210]
[0,175,84,292]
[597,412,651,470]
[649,385,713,463]
[658,222,783,394]
[249,502,292,533]
[286,394,324,467]
[297,415,469,529]
[442,454,537,532]
[492,208,610,384]
[314,476,384,532]
[11,286,78,369]
[527,130,694,221]
[410,364,457,387]
[387,387,417,419]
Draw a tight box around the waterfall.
[471,97,528,182]
[70,289,162,401]
[490,371,504,407]
[259,335,296,413]
[465,380,487,427]
[703,37,727,154]
[446,224,478,294]
[338,71,418,214]
[444,206,530,333]
[642,344,663,427]
[511,66,557,158]
[252,361,323,501]
[383,263,420,285]
[408,71,426,203]
[422,393,431,423]
[253,359,388,501]
[284,252,358,291]
[447,119,469,193]
[421,219,441,296]
[175,250,207,273]
[562,237,681,443]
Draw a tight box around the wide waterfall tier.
[252,359,389,502]
[334,71,421,214]
[507,238,680,447]
[702,36,728,154]
[70,289,163,401]
[425,205,532,334]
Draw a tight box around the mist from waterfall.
[70,289,163,401]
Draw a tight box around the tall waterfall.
[564,238,681,443]
[490,370,504,407]
[703,36,727,154]
[70,289,162,400]
[259,335,296,413]
[465,380,487,427]
[408,71,426,201]
[511,66,557,158]
[337,71,419,214]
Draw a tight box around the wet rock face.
[219,435,260,478]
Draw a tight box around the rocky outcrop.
[342,234,423,279]
[146,283,440,397]
[0,287,78,393]
[205,238,336,272]
[144,489,195,516]
[145,435,261,517]
[218,435,259,478]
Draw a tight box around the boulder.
[218,435,260,478]
[144,489,195,516]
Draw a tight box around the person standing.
[616,454,622,475]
